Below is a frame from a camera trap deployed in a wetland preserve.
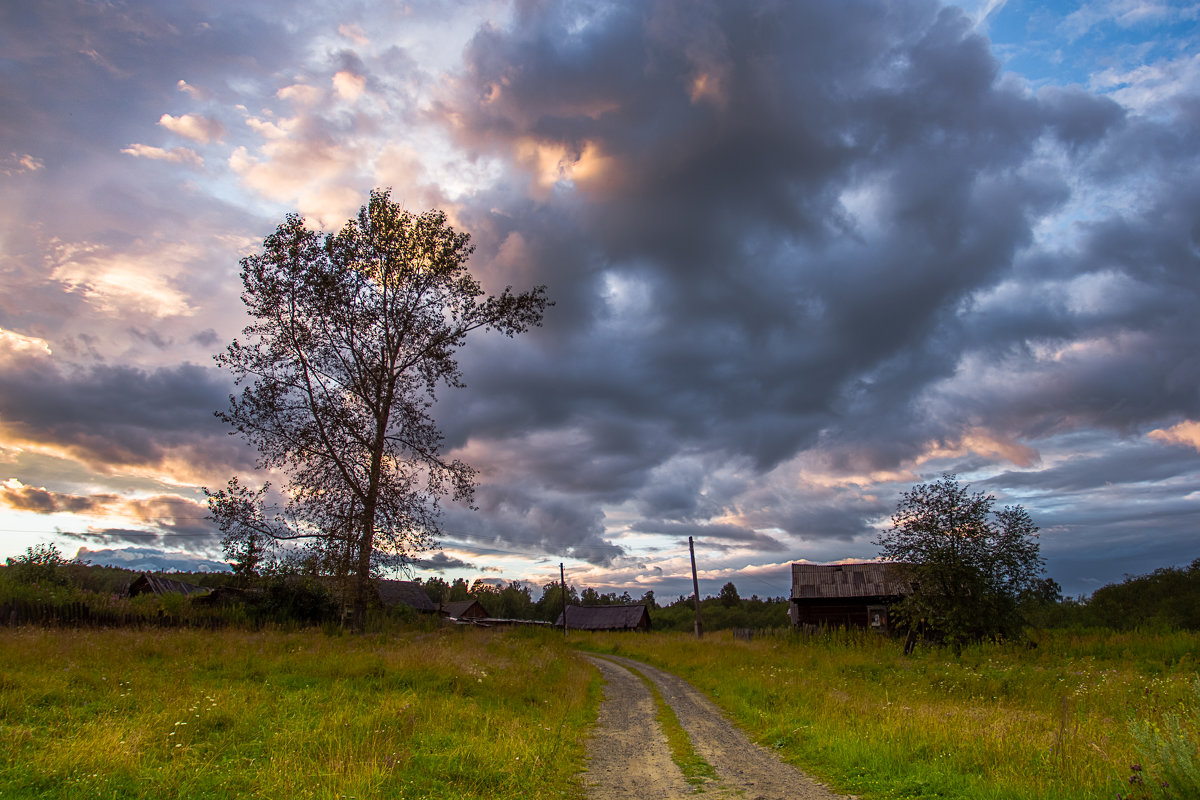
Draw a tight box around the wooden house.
[439,599,488,620]
[555,604,651,631]
[789,563,909,631]
[126,573,211,598]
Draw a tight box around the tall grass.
[580,628,1200,800]
[1125,678,1200,799]
[0,626,595,799]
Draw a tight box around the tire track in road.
[584,654,851,800]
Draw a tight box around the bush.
[249,576,338,625]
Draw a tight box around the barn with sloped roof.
[789,563,910,631]
[375,579,438,613]
[126,573,211,599]
[439,599,489,620]
[555,604,651,631]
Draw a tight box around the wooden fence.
[1,600,228,629]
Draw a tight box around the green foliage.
[5,544,69,586]
[249,575,337,625]
[1087,560,1200,631]
[578,586,632,606]
[534,580,579,622]
[718,581,740,608]
[652,593,790,632]
[422,575,450,604]
[877,473,1045,648]
[155,591,187,618]
[449,577,470,602]
[492,581,535,619]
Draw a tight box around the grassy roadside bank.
[579,628,1200,800]
[0,626,596,800]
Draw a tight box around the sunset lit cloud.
[1149,421,1200,453]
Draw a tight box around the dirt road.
[581,654,851,800]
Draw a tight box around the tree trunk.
[351,517,375,632]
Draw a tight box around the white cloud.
[48,238,200,318]
[338,23,370,46]
[277,82,323,106]
[0,329,52,360]
[176,79,203,98]
[2,153,44,175]
[158,113,225,143]
[1062,0,1200,46]
[333,70,367,102]
[121,143,204,168]
[1091,53,1200,113]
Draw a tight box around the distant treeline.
[3,546,1198,633]
[1028,558,1200,631]
[418,576,790,630]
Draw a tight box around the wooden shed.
[789,563,909,631]
[126,573,211,598]
[555,604,651,631]
[439,599,488,620]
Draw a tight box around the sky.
[1,0,1198,602]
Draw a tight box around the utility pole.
[560,562,568,637]
[689,536,703,638]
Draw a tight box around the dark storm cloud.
[0,357,248,476]
[0,484,115,515]
[429,0,1200,573]
[409,551,476,572]
[632,519,786,552]
[444,2,1089,457]
[438,480,625,566]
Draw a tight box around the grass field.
[0,626,595,800]
[581,627,1200,800]
[3,624,1196,799]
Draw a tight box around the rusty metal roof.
[790,563,910,599]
